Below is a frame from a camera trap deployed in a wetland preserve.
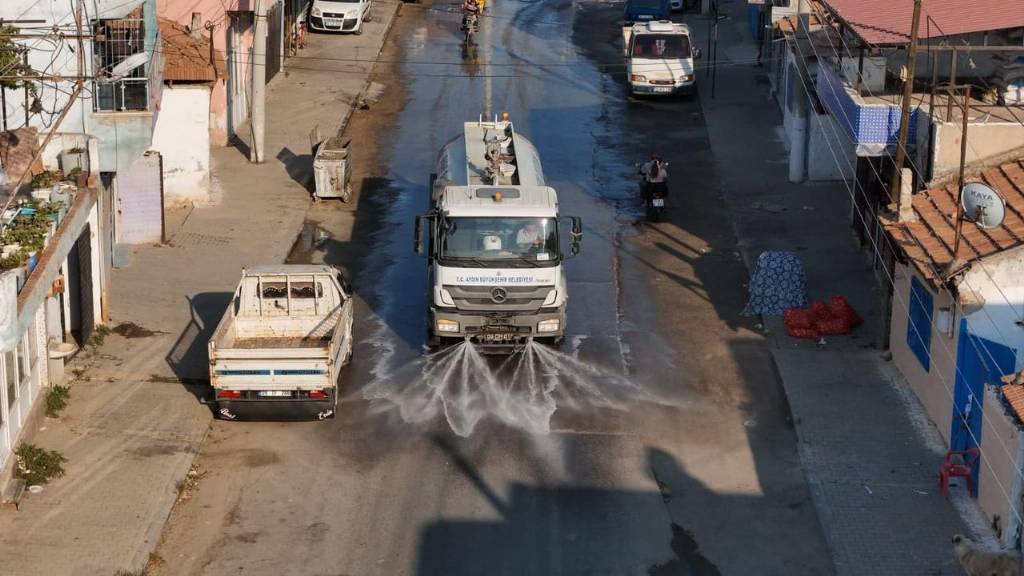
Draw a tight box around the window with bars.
[5,350,16,409]
[17,336,28,389]
[92,17,150,112]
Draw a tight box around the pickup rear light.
[217,390,242,399]
[308,390,328,399]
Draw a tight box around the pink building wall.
[156,0,256,145]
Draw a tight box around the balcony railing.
[93,78,149,112]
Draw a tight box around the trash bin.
[312,136,351,201]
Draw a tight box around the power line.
[788,15,1024,528]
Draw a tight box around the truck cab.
[623,0,672,24]
[623,21,699,96]
[417,119,581,352]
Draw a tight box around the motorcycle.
[636,160,669,222]
[462,11,478,43]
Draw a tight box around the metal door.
[266,2,283,83]
[227,11,253,139]
[115,151,164,245]
[951,319,1016,488]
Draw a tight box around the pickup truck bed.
[233,336,332,349]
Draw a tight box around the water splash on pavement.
[362,340,645,436]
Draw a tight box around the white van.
[309,0,373,34]
[623,21,700,96]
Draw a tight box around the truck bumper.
[215,390,336,421]
[431,307,565,350]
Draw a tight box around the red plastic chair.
[939,448,980,497]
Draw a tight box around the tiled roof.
[158,18,224,82]
[884,158,1024,286]
[1002,383,1024,424]
[820,0,1024,46]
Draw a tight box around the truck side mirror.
[693,47,702,59]
[414,215,426,254]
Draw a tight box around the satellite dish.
[961,182,1006,229]
[107,52,149,80]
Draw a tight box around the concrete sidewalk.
[0,3,401,575]
[687,3,995,575]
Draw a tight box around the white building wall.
[959,247,1024,371]
[889,262,960,446]
[151,86,211,204]
[0,0,145,135]
[807,109,856,181]
[979,385,1024,547]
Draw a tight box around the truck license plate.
[653,87,672,93]
[325,18,342,26]
[652,198,665,207]
[259,390,291,397]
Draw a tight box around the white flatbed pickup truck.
[208,265,354,420]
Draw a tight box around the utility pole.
[950,84,971,267]
[483,8,492,120]
[250,5,267,163]
[889,0,923,207]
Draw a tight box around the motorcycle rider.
[461,0,480,30]
[640,154,668,206]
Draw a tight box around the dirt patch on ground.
[112,322,164,338]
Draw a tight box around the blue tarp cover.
[742,251,808,316]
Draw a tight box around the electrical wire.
[788,14,1024,528]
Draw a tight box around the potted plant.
[59,146,89,177]
[30,170,63,200]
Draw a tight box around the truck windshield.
[440,217,558,266]
[631,34,691,58]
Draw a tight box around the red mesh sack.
[784,308,814,329]
[788,326,820,339]
[829,296,864,328]
[810,301,831,322]
[815,317,851,336]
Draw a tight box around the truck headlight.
[679,74,693,82]
[436,319,460,333]
[312,6,322,16]
[537,319,560,333]
[630,74,647,82]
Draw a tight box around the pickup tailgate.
[210,299,353,391]
[212,349,332,391]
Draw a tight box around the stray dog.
[953,534,1021,576]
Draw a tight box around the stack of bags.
[783,296,863,339]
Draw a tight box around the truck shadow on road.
[164,292,234,401]
[417,435,723,576]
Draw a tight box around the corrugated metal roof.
[883,157,1024,286]
[821,0,1024,46]
[159,18,224,83]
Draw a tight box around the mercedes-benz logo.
[490,287,508,303]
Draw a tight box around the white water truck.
[415,115,582,353]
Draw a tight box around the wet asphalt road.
[156,1,835,574]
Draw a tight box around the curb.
[130,418,212,572]
[335,0,404,137]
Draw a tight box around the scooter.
[636,161,669,222]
